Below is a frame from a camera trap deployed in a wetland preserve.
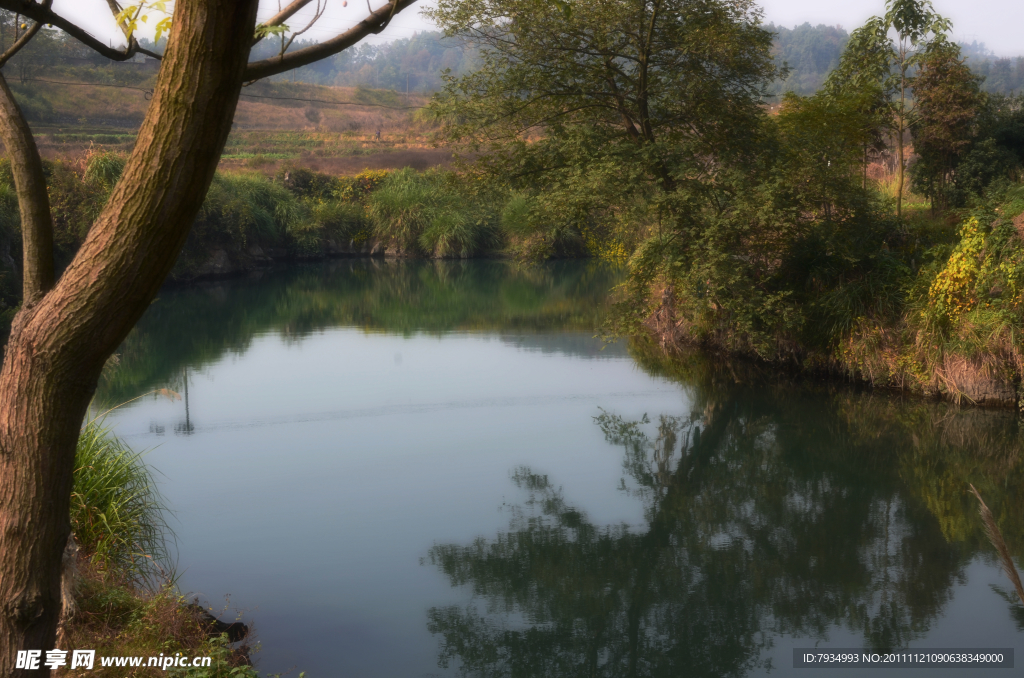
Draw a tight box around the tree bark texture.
[0,0,259,674]
[0,72,54,307]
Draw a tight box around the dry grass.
[58,559,253,677]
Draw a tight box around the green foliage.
[429,0,779,222]
[910,40,985,209]
[277,165,341,201]
[85,152,128,191]
[823,0,953,216]
[366,168,498,257]
[46,160,109,268]
[767,23,850,94]
[196,173,297,247]
[71,423,170,583]
[333,169,390,204]
[169,635,262,678]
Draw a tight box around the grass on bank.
[64,423,260,677]
[71,423,171,585]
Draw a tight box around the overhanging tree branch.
[245,0,418,81]
[0,0,51,68]
[0,0,155,61]
[100,0,162,60]
[254,0,315,45]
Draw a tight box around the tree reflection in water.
[425,372,1024,677]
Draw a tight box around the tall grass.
[200,172,299,245]
[71,423,170,584]
[366,168,438,253]
[84,151,127,191]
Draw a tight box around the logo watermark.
[16,649,213,671]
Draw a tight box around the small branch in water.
[970,483,1024,605]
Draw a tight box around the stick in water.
[970,483,1024,605]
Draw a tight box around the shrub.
[419,210,497,258]
[334,169,390,204]
[84,151,127,191]
[368,169,500,257]
[194,172,299,248]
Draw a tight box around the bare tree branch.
[245,0,418,81]
[279,0,326,56]
[254,0,314,45]
[0,70,55,306]
[0,0,149,62]
[0,0,50,68]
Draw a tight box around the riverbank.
[630,182,1024,409]
[0,156,621,342]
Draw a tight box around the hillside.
[15,73,449,175]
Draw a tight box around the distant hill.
[2,10,1020,116]
[766,23,850,95]
[960,42,1024,94]
[254,31,479,93]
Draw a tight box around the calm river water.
[97,259,1023,677]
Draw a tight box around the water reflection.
[426,346,1024,677]
[96,259,623,408]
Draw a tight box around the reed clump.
[70,422,170,584]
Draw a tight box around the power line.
[22,77,154,96]
[21,76,426,110]
[238,91,422,110]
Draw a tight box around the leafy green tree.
[820,19,890,189]
[824,0,951,217]
[909,39,984,210]
[428,0,779,224]
[884,0,950,216]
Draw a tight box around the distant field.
[19,75,451,175]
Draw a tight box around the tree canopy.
[429,0,779,215]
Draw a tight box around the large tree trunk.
[0,1,259,673]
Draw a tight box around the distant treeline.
[767,24,1024,95]
[251,32,479,93]
[1,8,1019,98]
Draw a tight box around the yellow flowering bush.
[928,217,985,321]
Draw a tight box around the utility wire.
[239,91,421,110]
[20,77,426,110]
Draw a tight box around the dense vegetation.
[0,155,624,341]
[425,0,1024,405]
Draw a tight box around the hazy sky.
[49,0,1024,56]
